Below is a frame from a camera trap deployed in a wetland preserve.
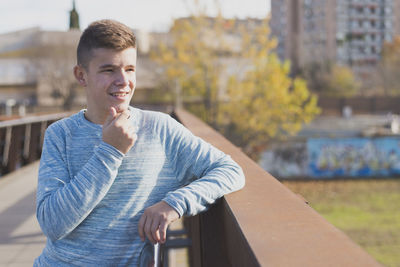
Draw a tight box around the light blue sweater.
[34,107,245,266]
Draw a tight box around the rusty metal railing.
[173,108,381,267]
[0,112,72,176]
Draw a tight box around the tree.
[29,41,79,110]
[152,6,320,159]
[220,22,320,158]
[324,65,360,97]
[300,62,360,97]
[299,61,331,93]
[151,11,227,126]
[375,36,400,96]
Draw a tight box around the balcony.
[349,12,381,21]
[0,108,381,266]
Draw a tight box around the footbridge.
[0,108,381,266]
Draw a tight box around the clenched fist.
[138,201,180,244]
[102,107,137,154]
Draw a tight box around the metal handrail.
[0,112,73,176]
[173,108,381,266]
[0,112,72,128]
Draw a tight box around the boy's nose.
[114,71,129,86]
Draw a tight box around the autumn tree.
[324,65,360,97]
[21,31,81,111]
[220,21,320,158]
[152,6,320,159]
[300,62,360,97]
[151,11,228,126]
[32,43,79,110]
[299,61,331,93]
[375,36,400,96]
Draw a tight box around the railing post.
[185,215,202,267]
[198,199,230,267]
[6,125,24,173]
[30,122,43,162]
[39,121,47,150]
[23,123,31,162]
[185,198,259,267]
[2,126,12,169]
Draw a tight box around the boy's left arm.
[138,114,245,244]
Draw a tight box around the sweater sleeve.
[36,124,124,241]
[161,115,245,217]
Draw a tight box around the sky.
[0,0,270,34]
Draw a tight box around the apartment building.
[270,0,400,75]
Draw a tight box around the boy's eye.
[100,69,113,73]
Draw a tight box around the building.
[0,1,159,113]
[0,27,84,110]
[270,0,400,76]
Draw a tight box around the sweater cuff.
[95,141,125,163]
[162,197,185,218]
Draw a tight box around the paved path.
[0,162,45,267]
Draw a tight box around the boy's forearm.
[36,142,124,241]
[163,156,245,217]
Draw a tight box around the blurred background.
[0,0,399,266]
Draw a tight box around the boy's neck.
[84,109,107,125]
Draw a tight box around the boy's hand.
[138,201,180,244]
[102,107,137,154]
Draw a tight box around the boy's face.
[74,47,137,124]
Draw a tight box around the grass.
[282,178,400,267]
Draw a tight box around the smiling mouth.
[110,92,129,97]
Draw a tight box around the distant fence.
[318,96,400,115]
[260,137,400,179]
[0,113,72,176]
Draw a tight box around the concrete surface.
[0,161,45,267]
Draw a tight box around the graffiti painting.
[307,137,400,178]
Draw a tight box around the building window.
[385,34,392,42]
[370,7,376,14]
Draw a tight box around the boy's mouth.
[109,92,129,97]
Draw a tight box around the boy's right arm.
[36,124,125,241]
[36,110,136,241]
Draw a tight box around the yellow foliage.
[377,36,400,95]
[323,65,360,97]
[151,9,320,158]
[221,31,320,157]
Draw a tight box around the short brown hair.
[77,19,136,69]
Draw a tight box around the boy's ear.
[73,65,87,87]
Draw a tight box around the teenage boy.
[34,19,245,266]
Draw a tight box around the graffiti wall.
[260,137,400,179]
[308,137,400,178]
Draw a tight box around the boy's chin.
[112,104,129,113]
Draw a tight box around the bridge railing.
[173,108,381,267]
[0,112,72,176]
